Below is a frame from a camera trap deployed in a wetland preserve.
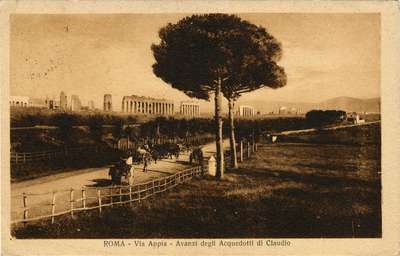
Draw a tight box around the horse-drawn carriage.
[150,142,181,160]
[189,146,204,164]
[108,142,180,185]
[108,160,132,185]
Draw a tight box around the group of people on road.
[109,144,204,186]
[108,148,151,185]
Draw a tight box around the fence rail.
[11,134,215,164]
[11,138,259,226]
[11,165,205,225]
[224,139,257,166]
[10,146,102,165]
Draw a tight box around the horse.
[150,144,168,159]
[165,143,180,159]
[150,149,160,164]
[149,143,178,159]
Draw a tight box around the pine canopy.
[151,14,287,100]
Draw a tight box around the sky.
[10,13,380,112]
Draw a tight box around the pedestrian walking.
[125,152,134,185]
[152,150,159,164]
[143,153,149,172]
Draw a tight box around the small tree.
[88,115,103,142]
[112,120,125,143]
[52,113,76,146]
[223,58,286,168]
[305,110,347,127]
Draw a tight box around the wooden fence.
[224,139,257,167]
[11,138,258,226]
[11,134,215,164]
[11,165,205,225]
[10,146,101,165]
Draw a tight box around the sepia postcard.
[1,0,399,255]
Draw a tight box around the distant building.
[29,98,47,108]
[289,107,298,114]
[278,106,287,115]
[60,91,68,110]
[122,95,174,116]
[238,105,255,117]
[88,100,95,110]
[45,97,60,110]
[10,96,29,107]
[70,95,82,111]
[180,101,200,117]
[347,112,365,124]
[104,94,112,111]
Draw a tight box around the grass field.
[14,133,381,238]
[279,122,381,146]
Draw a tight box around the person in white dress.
[125,154,134,185]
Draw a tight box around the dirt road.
[11,139,230,222]
[272,121,380,136]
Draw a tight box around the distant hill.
[238,96,380,114]
[319,97,380,113]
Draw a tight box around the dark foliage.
[87,115,104,141]
[10,108,138,128]
[11,146,121,181]
[152,14,286,100]
[141,117,216,138]
[305,110,347,127]
[52,113,76,145]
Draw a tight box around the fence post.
[239,141,243,162]
[23,153,26,163]
[16,153,18,164]
[22,192,28,224]
[119,187,122,203]
[82,188,86,210]
[97,189,102,214]
[110,187,113,206]
[247,141,251,158]
[138,186,141,203]
[129,186,132,205]
[51,192,56,224]
[70,188,74,217]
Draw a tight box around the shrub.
[305,110,346,127]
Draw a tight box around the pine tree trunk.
[215,77,224,179]
[156,123,160,144]
[228,98,238,168]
